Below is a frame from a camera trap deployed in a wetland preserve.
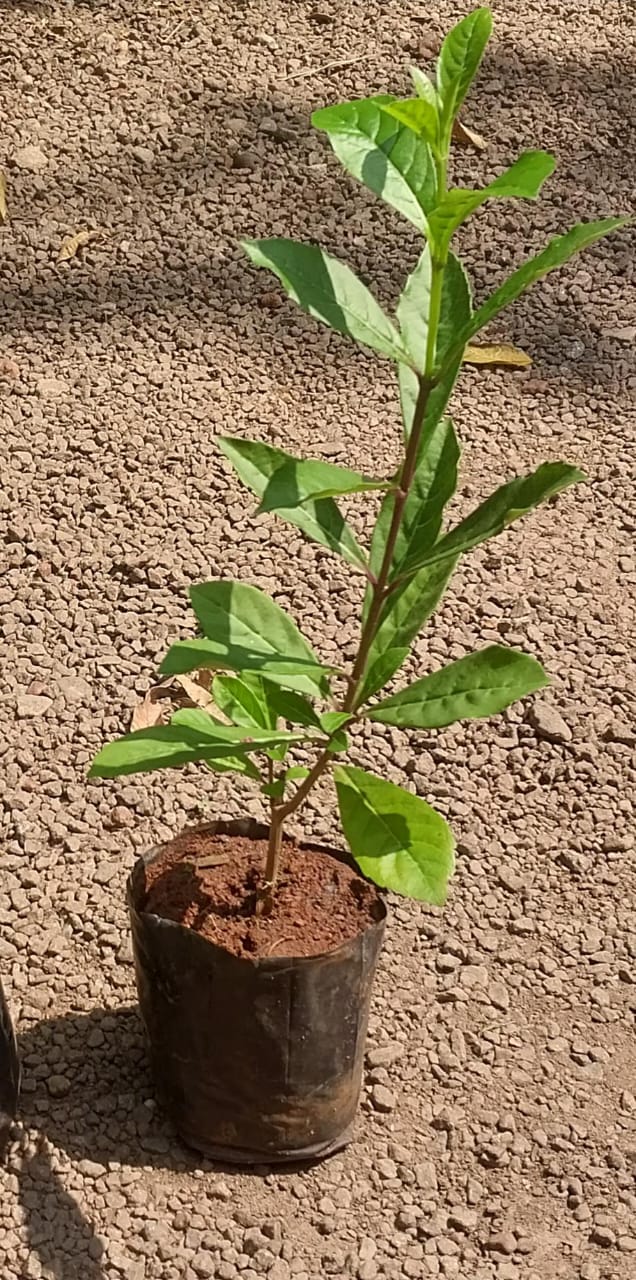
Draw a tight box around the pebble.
[371,1084,396,1112]
[528,703,573,743]
[13,143,48,170]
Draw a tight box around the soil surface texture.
[143,831,381,958]
[1,2,635,1280]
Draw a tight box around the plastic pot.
[127,818,387,1164]
[0,976,20,1160]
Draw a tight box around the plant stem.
[259,159,449,898]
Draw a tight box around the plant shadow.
[15,1144,109,1280]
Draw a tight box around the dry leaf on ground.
[173,672,215,711]
[130,682,172,730]
[0,172,7,222]
[463,342,532,368]
[57,228,103,262]
[452,118,488,150]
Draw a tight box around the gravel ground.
[1,1,635,1278]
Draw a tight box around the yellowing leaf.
[0,171,7,222]
[451,118,488,151]
[463,342,532,369]
[57,229,103,262]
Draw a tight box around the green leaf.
[243,238,409,362]
[397,461,584,578]
[312,97,437,232]
[409,67,438,109]
[319,711,351,735]
[89,710,305,780]
[382,97,439,151]
[212,673,272,729]
[256,455,389,512]
[358,556,458,705]
[367,645,549,729]
[369,417,460,587]
[218,437,367,570]
[447,217,630,363]
[262,681,321,729]
[285,765,311,782]
[397,247,472,373]
[428,151,555,251]
[437,7,493,132]
[160,580,332,697]
[203,755,262,780]
[334,765,455,904]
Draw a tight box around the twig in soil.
[265,936,296,955]
[282,53,367,82]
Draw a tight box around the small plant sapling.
[91,8,628,917]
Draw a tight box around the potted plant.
[90,7,627,1164]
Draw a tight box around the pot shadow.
[17,1005,202,1171]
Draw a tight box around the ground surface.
[1,1,635,1278]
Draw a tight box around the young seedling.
[91,8,627,915]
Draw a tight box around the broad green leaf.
[212,674,271,730]
[358,556,458,705]
[445,217,630,365]
[218,437,367,569]
[160,581,332,697]
[334,765,455,904]
[398,363,420,442]
[243,238,409,362]
[369,417,460,587]
[397,247,472,372]
[382,97,439,151]
[397,461,584,578]
[89,710,305,779]
[262,681,321,729]
[428,151,555,251]
[437,7,493,132]
[312,97,437,232]
[256,455,389,513]
[367,645,549,729]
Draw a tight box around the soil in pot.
[142,828,380,959]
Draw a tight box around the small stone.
[367,1042,404,1068]
[57,675,91,702]
[488,981,510,1011]
[48,1075,71,1097]
[371,1084,396,1112]
[448,1207,477,1232]
[232,150,258,170]
[528,704,572,743]
[16,695,52,718]
[14,144,48,170]
[590,1225,616,1247]
[579,1265,601,1280]
[192,1254,216,1279]
[37,376,67,398]
[415,1160,438,1191]
[459,964,489,988]
[486,1232,516,1255]
[131,145,154,164]
[618,1237,636,1253]
[269,1262,291,1280]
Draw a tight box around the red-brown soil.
[142,830,382,959]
